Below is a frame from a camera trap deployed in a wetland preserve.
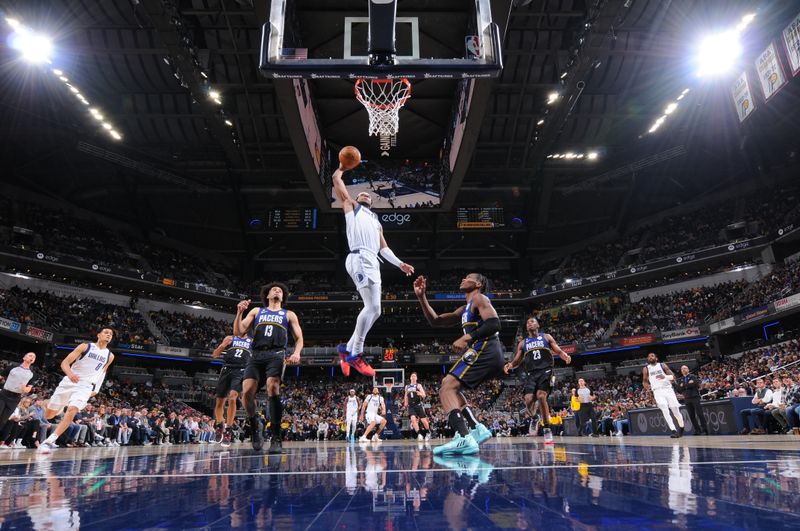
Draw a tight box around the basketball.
[339,146,361,170]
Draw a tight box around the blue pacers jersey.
[461,300,499,352]
[251,308,289,351]
[223,336,252,367]
[522,334,553,372]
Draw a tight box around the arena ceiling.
[0,0,798,267]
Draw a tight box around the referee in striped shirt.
[0,352,36,434]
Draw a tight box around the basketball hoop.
[354,78,411,137]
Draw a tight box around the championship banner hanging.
[730,71,755,123]
[782,10,800,77]
[755,42,787,100]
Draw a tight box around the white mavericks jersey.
[647,363,674,391]
[72,343,111,384]
[346,396,359,416]
[345,204,381,253]
[365,394,384,415]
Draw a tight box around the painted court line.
[0,458,796,481]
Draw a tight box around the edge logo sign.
[381,213,412,226]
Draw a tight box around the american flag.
[281,48,308,60]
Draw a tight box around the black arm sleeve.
[467,317,501,341]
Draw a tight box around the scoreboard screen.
[456,207,505,229]
[267,208,317,230]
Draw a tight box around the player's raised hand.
[236,299,251,314]
[400,262,415,276]
[413,276,427,298]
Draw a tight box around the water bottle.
[543,427,554,445]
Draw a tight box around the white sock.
[347,283,382,355]
[659,406,676,431]
[670,408,685,428]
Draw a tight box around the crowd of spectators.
[0,197,139,271]
[539,181,800,282]
[0,356,219,449]
[0,287,155,346]
[534,294,624,343]
[149,310,229,350]
[615,260,800,336]
[2,334,798,450]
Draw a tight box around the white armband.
[379,247,404,268]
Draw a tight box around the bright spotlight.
[52,68,62,76]
[536,119,545,125]
[5,18,21,30]
[109,130,122,140]
[224,119,233,126]
[10,30,53,64]
[587,152,598,160]
[547,92,559,104]
[208,90,220,99]
[101,122,112,130]
[664,103,678,115]
[696,31,742,77]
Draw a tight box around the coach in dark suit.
[677,365,708,435]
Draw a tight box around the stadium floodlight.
[696,31,742,77]
[664,103,678,115]
[109,130,122,140]
[736,13,756,32]
[547,92,559,104]
[9,28,53,63]
[224,119,233,126]
[537,119,545,125]
[5,18,21,30]
[101,122,112,130]
[587,152,598,160]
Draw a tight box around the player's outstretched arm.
[332,167,355,212]
[234,300,257,337]
[378,229,414,276]
[212,336,233,358]
[413,276,464,327]
[546,333,572,364]
[504,339,526,373]
[286,311,303,365]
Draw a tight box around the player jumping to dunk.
[332,161,414,377]
[414,273,502,455]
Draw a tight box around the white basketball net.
[354,78,412,137]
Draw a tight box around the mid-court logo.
[381,213,411,226]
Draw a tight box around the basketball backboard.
[260,0,502,80]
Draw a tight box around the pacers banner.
[782,11,800,77]
[731,71,755,122]
[755,42,787,100]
